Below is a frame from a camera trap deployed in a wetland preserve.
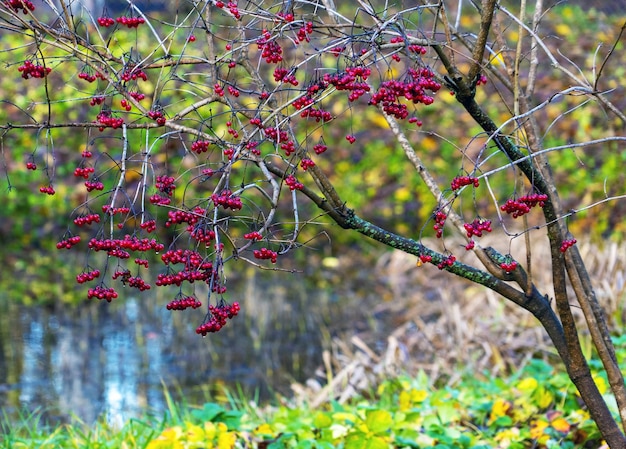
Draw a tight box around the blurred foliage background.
[0,2,624,306]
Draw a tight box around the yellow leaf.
[411,389,428,403]
[489,398,511,423]
[204,422,217,439]
[332,411,357,423]
[217,431,237,449]
[490,51,507,68]
[551,417,571,434]
[399,388,428,409]
[594,374,608,395]
[534,386,554,409]
[516,377,538,393]
[399,390,412,411]
[185,423,206,442]
[530,419,549,440]
[494,427,520,444]
[146,426,184,449]
[555,24,571,37]
[368,112,390,129]
[254,423,274,436]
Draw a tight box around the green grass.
[1,355,614,449]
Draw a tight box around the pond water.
[0,265,390,427]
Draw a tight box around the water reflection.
[0,270,375,426]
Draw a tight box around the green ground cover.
[2,352,620,449]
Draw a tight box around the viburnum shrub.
[2,1,626,444]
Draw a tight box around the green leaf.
[191,403,226,422]
[364,410,393,434]
[345,433,388,449]
[313,412,333,429]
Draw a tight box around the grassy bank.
[1,353,617,448]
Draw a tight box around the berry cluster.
[295,21,314,43]
[155,175,176,196]
[191,140,211,154]
[253,247,277,263]
[88,236,164,253]
[135,258,149,268]
[90,95,106,106]
[74,166,95,179]
[214,83,225,96]
[226,85,240,97]
[226,121,239,139]
[190,226,216,244]
[167,295,202,310]
[148,109,167,125]
[212,190,243,210]
[156,270,212,287]
[76,269,100,283]
[328,46,345,57]
[500,193,548,218]
[560,238,577,253]
[6,0,35,13]
[129,91,145,101]
[244,231,263,241]
[56,236,81,249]
[108,248,131,259]
[156,249,216,287]
[245,140,261,156]
[122,274,151,291]
[112,269,130,281]
[437,254,456,270]
[369,68,441,119]
[475,74,488,86]
[150,194,171,206]
[214,1,240,19]
[257,30,283,63]
[120,98,132,111]
[18,60,51,79]
[97,16,115,27]
[277,12,294,22]
[85,180,104,192]
[345,135,356,144]
[73,214,100,226]
[161,249,213,270]
[87,285,118,302]
[102,205,131,215]
[165,207,205,228]
[273,67,298,85]
[39,185,55,195]
[96,111,124,131]
[285,174,304,191]
[78,71,106,83]
[419,254,432,263]
[324,67,371,102]
[26,161,36,170]
[433,210,447,238]
[451,176,480,190]
[116,16,145,28]
[300,158,315,170]
[140,220,157,233]
[300,107,332,122]
[463,218,492,238]
[120,68,148,82]
[500,260,518,273]
[195,301,240,335]
[313,143,328,154]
